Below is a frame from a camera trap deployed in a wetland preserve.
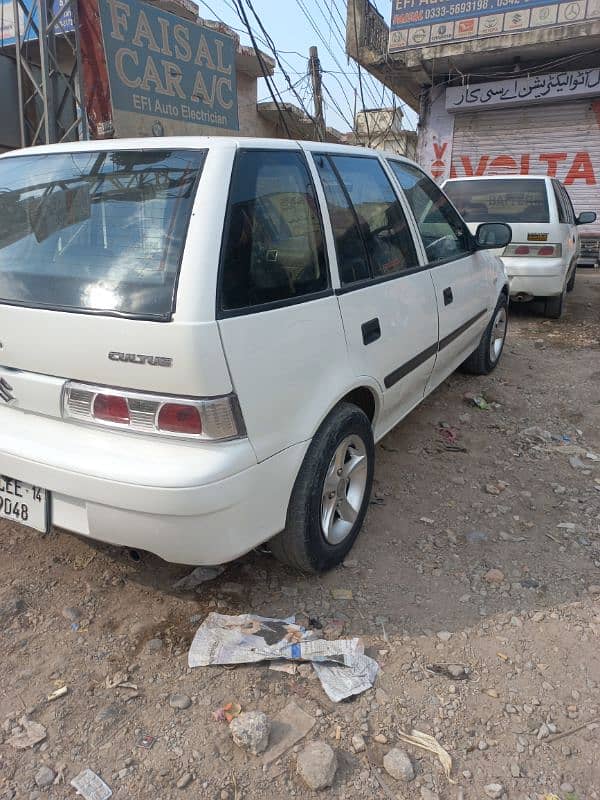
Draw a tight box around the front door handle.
[362,317,381,345]
[443,287,454,306]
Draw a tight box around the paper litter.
[70,769,112,800]
[188,612,379,702]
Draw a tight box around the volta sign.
[98,0,239,132]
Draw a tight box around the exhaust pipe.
[512,292,533,303]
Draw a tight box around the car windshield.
[0,149,205,320]
[444,178,550,224]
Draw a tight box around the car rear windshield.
[444,178,550,224]
[0,149,205,320]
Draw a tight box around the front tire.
[270,403,374,573]
[461,293,508,375]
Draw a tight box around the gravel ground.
[1,271,600,800]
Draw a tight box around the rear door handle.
[362,317,381,345]
[443,287,453,306]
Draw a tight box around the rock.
[373,733,388,744]
[229,711,270,755]
[447,664,468,679]
[35,767,55,789]
[147,638,164,653]
[61,606,81,623]
[560,783,574,793]
[169,693,192,710]
[351,734,366,753]
[510,762,521,777]
[484,568,505,584]
[176,773,193,790]
[297,741,337,790]
[437,631,452,642]
[537,723,550,740]
[466,530,488,544]
[383,748,415,782]
[420,788,439,800]
[588,585,600,595]
[478,740,489,751]
[484,784,504,799]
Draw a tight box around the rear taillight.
[157,403,202,435]
[93,394,130,425]
[504,243,562,258]
[62,383,245,441]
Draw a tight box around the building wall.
[236,72,275,138]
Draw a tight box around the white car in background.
[443,175,596,318]
[0,138,510,571]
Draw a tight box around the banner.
[98,0,239,133]
[447,68,600,111]
[0,0,74,47]
[389,0,598,52]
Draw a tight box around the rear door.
[312,152,439,438]
[216,147,349,462]
[387,161,492,388]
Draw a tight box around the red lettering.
[459,155,489,176]
[489,155,517,173]
[433,142,448,160]
[449,164,457,179]
[520,154,530,174]
[565,151,596,185]
[539,152,568,177]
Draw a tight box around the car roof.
[444,174,549,182]
[0,136,416,168]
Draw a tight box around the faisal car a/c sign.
[98,0,239,131]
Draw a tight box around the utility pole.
[308,46,325,142]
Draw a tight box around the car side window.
[553,181,567,223]
[219,149,328,313]
[317,154,418,284]
[559,183,576,225]
[388,161,473,263]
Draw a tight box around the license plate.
[0,476,48,533]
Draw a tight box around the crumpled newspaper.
[188,613,379,702]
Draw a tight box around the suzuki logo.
[0,377,14,403]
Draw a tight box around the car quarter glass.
[387,160,472,264]
[0,149,205,320]
[319,155,418,282]
[313,154,371,284]
[218,149,328,313]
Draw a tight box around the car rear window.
[0,149,205,320]
[444,178,550,224]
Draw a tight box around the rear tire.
[566,267,576,292]
[269,403,374,573]
[461,293,508,375]
[543,286,565,318]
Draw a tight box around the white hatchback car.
[0,138,511,572]
[443,175,596,318]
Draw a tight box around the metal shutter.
[451,99,600,233]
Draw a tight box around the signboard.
[98,0,239,133]
[389,0,600,52]
[0,0,74,47]
[447,68,600,111]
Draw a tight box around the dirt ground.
[1,271,600,800]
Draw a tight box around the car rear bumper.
[0,407,307,564]
[503,256,567,297]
